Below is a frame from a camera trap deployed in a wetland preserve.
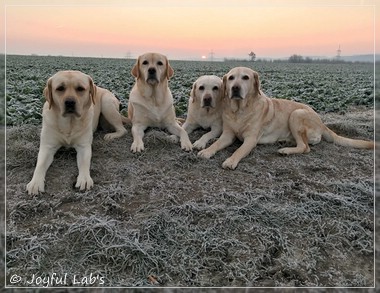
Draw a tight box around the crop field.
[5,55,376,288]
[5,55,375,126]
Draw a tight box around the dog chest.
[49,119,92,146]
[224,111,252,136]
[132,100,174,125]
[59,128,91,146]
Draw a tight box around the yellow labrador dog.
[128,52,192,152]
[199,67,374,169]
[181,75,223,149]
[26,70,127,195]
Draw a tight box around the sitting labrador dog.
[198,67,374,169]
[128,52,192,152]
[26,70,127,195]
[180,75,224,149]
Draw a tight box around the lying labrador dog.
[26,70,127,195]
[181,75,223,149]
[128,52,192,152]
[198,67,374,169]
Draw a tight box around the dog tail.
[176,117,186,126]
[322,126,374,149]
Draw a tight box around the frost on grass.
[6,107,375,287]
[4,56,375,287]
[5,55,374,124]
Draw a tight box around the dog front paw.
[193,139,207,150]
[26,179,45,195]
[131,141,144,153]
[222,157,238,170]
[198,149,214,159]
[180,138,193,151]
[75,174,94,191]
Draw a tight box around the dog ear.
[131,57,140,78]
[166,59,174,79]
[222,74,238,112]
[88,76,96,105]
[222,74,228,99]
[253,71,260,94]
[83,75,96,110]
[43,77,54,109]
[190,81,197,103]
[219,79,224,100]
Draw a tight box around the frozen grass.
[1,128,4,288]
[5,55,374,125]
[4,55,376,288]
[6,108,375,288]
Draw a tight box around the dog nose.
[232,85,240,92]
[65,98,76,109]
[203,96,212,106]
[148,68,156,75]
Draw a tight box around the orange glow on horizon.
[5,4,375,59]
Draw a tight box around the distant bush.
[287,54,354,64]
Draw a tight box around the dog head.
[190,75,223,110]
[44,71,96,117]
[223,67,260,100]
[131,52,174,86]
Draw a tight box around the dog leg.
[193,125,222,150]
[26,145,60,195]
[131,124,147,152]
[198,129,235,159]
[104,123,127,140]
[278,131,310,155]
[170,122,198,144]
[222,136,257,169]
[167,123,193,151]
[75,144,94,190]
[101,99,127,140]
[278,109,314,155]
[182,121,198,134]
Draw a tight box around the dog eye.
[228,76,235,81]
[56,86,65,92]
[76,86,85,92]
[199,86,205,91]
[242,75,249,80]
[142,60,148,65]
[212,86,219,91]
[157,61,163,66]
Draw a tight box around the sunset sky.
[2,0,378,60]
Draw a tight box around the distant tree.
[289,54,304,63]
[304,57,313,63]
[248,51,256,61]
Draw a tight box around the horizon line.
[3,52,378,62]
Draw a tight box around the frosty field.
[5,55,375,125]
[5,55,376,288]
